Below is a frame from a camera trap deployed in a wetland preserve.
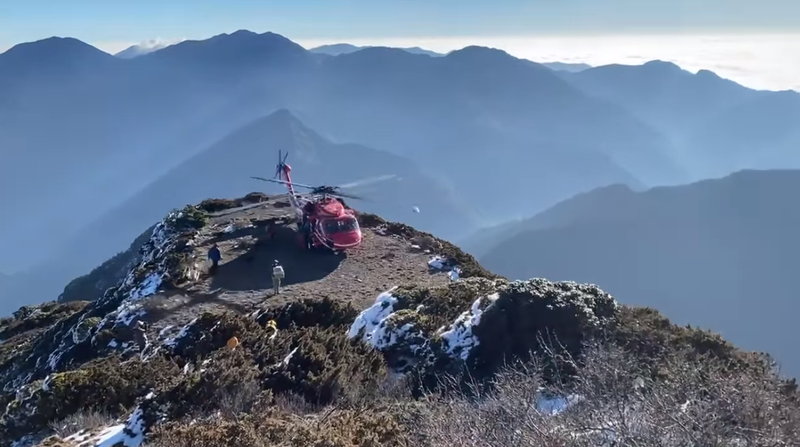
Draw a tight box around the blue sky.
[1,0,798,52]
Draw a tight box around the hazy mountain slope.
[686,90,800,177]
[0,273,7,299]
[542,61,592,72]
[480,169,800,376]
[301,46,671,220]
[124,109,478,238]
[459,183,638,258]
[564,61,800,179]
[563,61,758,134]
[0,32,315,272]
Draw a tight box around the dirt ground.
[143,196,452,336]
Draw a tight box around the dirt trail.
[144,197,452,335]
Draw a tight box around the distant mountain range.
[111,38,595,74]
[473,169,800,377]
[308,42,593,72]
[2,29,800,314]
[559,61,800,179]
[309,43,444,58]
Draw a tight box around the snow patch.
[11,436,36,447]
[129,273,162,301]
[371,322,416,350]
[94,405,146,447]
[438,293,499,361]
[536,392,578,415]
[448,267,461,281]
[41,375,52,392]
[348,288,398,343]
[165,318,197,348]
[281,347,298,366]
[427,256,448,271]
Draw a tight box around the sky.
[0,0,798,91]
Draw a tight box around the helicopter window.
[323,218,358,234]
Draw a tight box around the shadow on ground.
[210,225,346,292]
[142,288,254,323]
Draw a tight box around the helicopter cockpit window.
[323,218,358,234]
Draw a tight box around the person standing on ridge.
[272,260,285,295]
[301,215,313,249]
[208,243,222,274]
[133,320,149,359]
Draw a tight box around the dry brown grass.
[144,339,800,447]
[405,343,800,447]
[48,409,115,439]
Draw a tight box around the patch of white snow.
[427,256,447,271]
[41,375,52,392]
[282,347,298,366]
[448,267,461,281]
[129,273,162,301]
[95,406,146,447]
[165,318,197,348]
[439,293,499,361]
[371,322,416,350]
[348,288,398,343]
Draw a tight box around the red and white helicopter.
[252,150,395,252]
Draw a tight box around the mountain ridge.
[1,194,797,446]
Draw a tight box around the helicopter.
[252,150,395,252]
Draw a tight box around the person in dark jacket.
[208,243,222,273]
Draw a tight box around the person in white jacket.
[272,260,285,295]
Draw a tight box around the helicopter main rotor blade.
[337,174,397,190]
[251,176,288,185]
[251,177,318,190]
[333,191,366,201]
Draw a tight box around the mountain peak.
[1,36,110,61]
[145,30,310,66]
[447,45,513,60]
[641,59,687,75]
[0,36,115,74]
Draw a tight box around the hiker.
[133,320,149,358]
[301,217,313,249]
[207,243,222,273]
[272,260,285,295]
[267,222,276,241]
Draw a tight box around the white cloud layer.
[300,33,800,92]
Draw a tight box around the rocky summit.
[1,194,798,447]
